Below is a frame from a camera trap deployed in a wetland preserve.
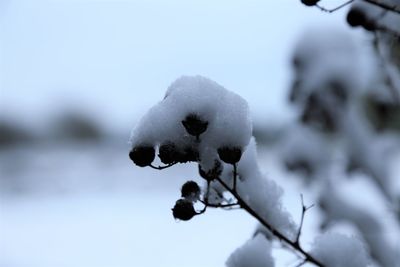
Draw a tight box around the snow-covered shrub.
[128,1,400,265]
[283,2,400,266]
[311,232,370,267]
[226,234,274,267]
[129,75,371,267]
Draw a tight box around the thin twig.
[205,180,211,203]
[215,177,325,267]
[316,0,354,13]
[197,180,212,214]
[233,163,238,191]
[198,181,240,213]
[199,200,240,208]
[295,194,315,244]
[150,163,177,170]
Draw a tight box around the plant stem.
[215,177,325,267]
[316,0,354,13]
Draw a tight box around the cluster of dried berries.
[129,111,245,221]
[172,181,201,221]
[129,109,244,168]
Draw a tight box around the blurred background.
[1,0,399,267]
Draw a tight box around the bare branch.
[295,194,315,244]
[316,0,354,13]
[199,200,240,209]
[215,176,325,267]
[149,162,177,170]
[314,0,400,15]
[233,163,238,191]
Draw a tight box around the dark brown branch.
[215,177,325,267]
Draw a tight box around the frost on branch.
[226,234,275,267]
[311,232,370,267]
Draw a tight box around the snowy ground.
[1,143,399,267]
[0,143,256,267]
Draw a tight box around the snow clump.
[311,232,370,267]
[226,234,275,267]
[129,75,252,170]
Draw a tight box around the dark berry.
[181,181,201,201]
[199,160,223,181]
[182,114,208,138]
[346,8,366,27]
[172,199,197,221]
[347,7,377,31]
[179,146,199,163]
[217,147,242,165]
[129,146,155,167]
[301,0,319,6]
[158,142,180,164]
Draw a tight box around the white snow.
[226,234,274,267]
[219,138,298,240]
[311,232,370,267]
[129,76,252,168]
[290,27,365,105]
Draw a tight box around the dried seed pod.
[158,142,180,164]
[159,142,199,164]
[181,180,201,201]
[346,7,376,31]
[301,0,319,7]
[217,147,242,165]
[346,7,366,27]
[182,114,208,138]
[129,146,155,167]
[172,199,197,221]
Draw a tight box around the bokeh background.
[1,1,397,267]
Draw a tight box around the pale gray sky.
[0,0,352,133]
